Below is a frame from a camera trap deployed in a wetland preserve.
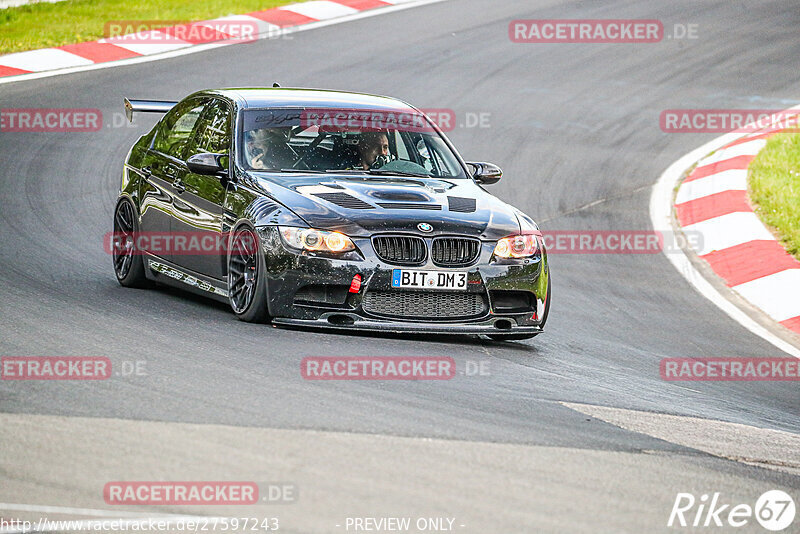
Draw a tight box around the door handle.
[140,166,151,177]
[173,180,186,194]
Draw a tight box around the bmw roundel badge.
[417,223,433,233]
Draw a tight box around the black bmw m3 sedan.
[113,88,550,340]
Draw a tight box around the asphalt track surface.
[0,0,799,532]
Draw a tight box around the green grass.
[0,0,304,55]
[749,132,800,260]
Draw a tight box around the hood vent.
[377,202,442,211]
[447,196,477,213]
[371,191,430,202]
[313,192,375,210]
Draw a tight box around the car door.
[140,98,206,263]
[169,97,232,280]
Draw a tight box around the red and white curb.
[675,126,800,336]
[0,0,440,82]
[652,106,800,358]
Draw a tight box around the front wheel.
[227,226,270,323]
[112,199,150,288]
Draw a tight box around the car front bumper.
[258,227,550,335]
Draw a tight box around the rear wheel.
[228,226,269,323]
[113,199,149,288]
[487,277,551,341]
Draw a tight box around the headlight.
[279,226,356,253]
[493,234,539,258]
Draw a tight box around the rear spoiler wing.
[124,98,178,122]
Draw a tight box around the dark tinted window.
[238,108,467,178]
[153,99,206,159]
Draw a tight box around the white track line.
[0,0,450,86]
[650,104,800,359]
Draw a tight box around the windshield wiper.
[365,169,432,178]
[255,168,328,173]
[322,169,432,178]
[250,167,328,173]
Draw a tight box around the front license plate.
[391,269,467,290]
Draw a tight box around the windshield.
[239,108,468,178]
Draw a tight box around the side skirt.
[143,255,230,304]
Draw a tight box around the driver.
[356,131,391,169]
[245,128,292,170]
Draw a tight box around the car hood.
[246,172,524,240]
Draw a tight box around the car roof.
[209,88,419,112]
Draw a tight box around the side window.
[153,99,205,160]
[187,99,231,157]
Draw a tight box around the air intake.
[372,235,427,265]
[363,291,488,320]
[431,237,481,266]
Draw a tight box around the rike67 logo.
[669,490,795,531]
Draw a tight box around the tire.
[227,225,270,323]
[112,199,150,288]
[487,275,551,341]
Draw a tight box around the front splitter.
[271,314,543,335]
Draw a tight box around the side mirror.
[466,161,502,184]
[187,153,227,176]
